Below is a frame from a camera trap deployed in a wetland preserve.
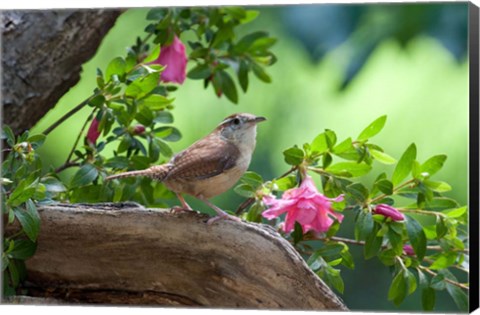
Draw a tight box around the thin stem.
[423,258,469,274]
[42,91,100,136]
[398,208,446,218]
[54,109,97,174]
[418,265,469,290]
[54,161,80,173]
[65,109,97,163]
[426,245,469,254]
[370,179,416,203]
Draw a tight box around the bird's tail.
[105,165,170,181]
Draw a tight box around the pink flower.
[373,204,405,221]
[403,245,415,256]
[150,36,187,84]
[262,175,344,233]
[86,118,101,145]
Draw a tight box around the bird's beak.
[253,116,266,123]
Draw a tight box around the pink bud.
[373,204,405,221]
[150,36,187,84]
[403,245,415,256]
[86,118,101,145]
[132,125,145,135]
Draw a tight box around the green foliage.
[234,115,468,311]
[1,128,59,295]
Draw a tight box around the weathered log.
[2,9,122,134]
[21,202,347,310]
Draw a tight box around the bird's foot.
[170,206,193,214]
[207,212,242,225]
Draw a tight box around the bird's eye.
[232,118,241,125]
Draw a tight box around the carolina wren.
[106,113,266,224]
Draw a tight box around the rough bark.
[18,203,347,310]
[2,9,122,134]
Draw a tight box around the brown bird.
[105,113,266,224]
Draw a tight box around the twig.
[54,161,80,173]
[426,245,469,254]
[418,265,469,290]
[370,179,416,203]
[423,257,469,273]
[42,92,99,136]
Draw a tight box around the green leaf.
[292,222,303,244]
[27,134,46,149]
[357,115,387,141]
[143,45,161,63]
[423,180,451,192]
[105,57,126,81]
[346,183,369,202]
[216,70,238,104]
[234,184,255,198]
[146,8,169,20]
[354,209,374,240]
[422,287,436,311]
[435,216,448,239]
[446,283,468,312]
[392,143,417,186]
[125,72,160,98]
[370,149,397,165]
[311,133,329,154]
[405,270,417,295]
[7,179,38,207]
[240,171,264,187]
[235,31,268,52]
[153,111,174,124]
[70,164,98,188]
[187,64,212,80]
[237,60,249,92]
[429,252,457,270]
[326,162,372,178]
[420,155,447,177]
[8,239,37,260]
[378,248,397,266]
[273,175,297,191]
[376,179,394,195]
[2,125,15,146]
[388,271,407,304]
[364,224,383,259]
[405,216,427,260]
[283,147,304,166]
[14,207,40,242]
[332,137,352,154]
[139,94,173,111]
[42,176,67,193]
[154,126,181,142]
[251,62,271,83]
[442,206,467,218]
[430,274,446,290]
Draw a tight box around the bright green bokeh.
[31,7,468,311]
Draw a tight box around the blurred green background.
[31,3,469,312]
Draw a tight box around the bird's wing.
[165,136,240,180]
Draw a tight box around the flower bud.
[403,245,415,256]
[373,204,405,221]
[132,125,146,135]
[86,118,101,146]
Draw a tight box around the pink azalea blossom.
[262,175,344,233]
[373,204,405,221]
[150,36,187,84]
[403,245,415,256]
[86,118,101,145]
